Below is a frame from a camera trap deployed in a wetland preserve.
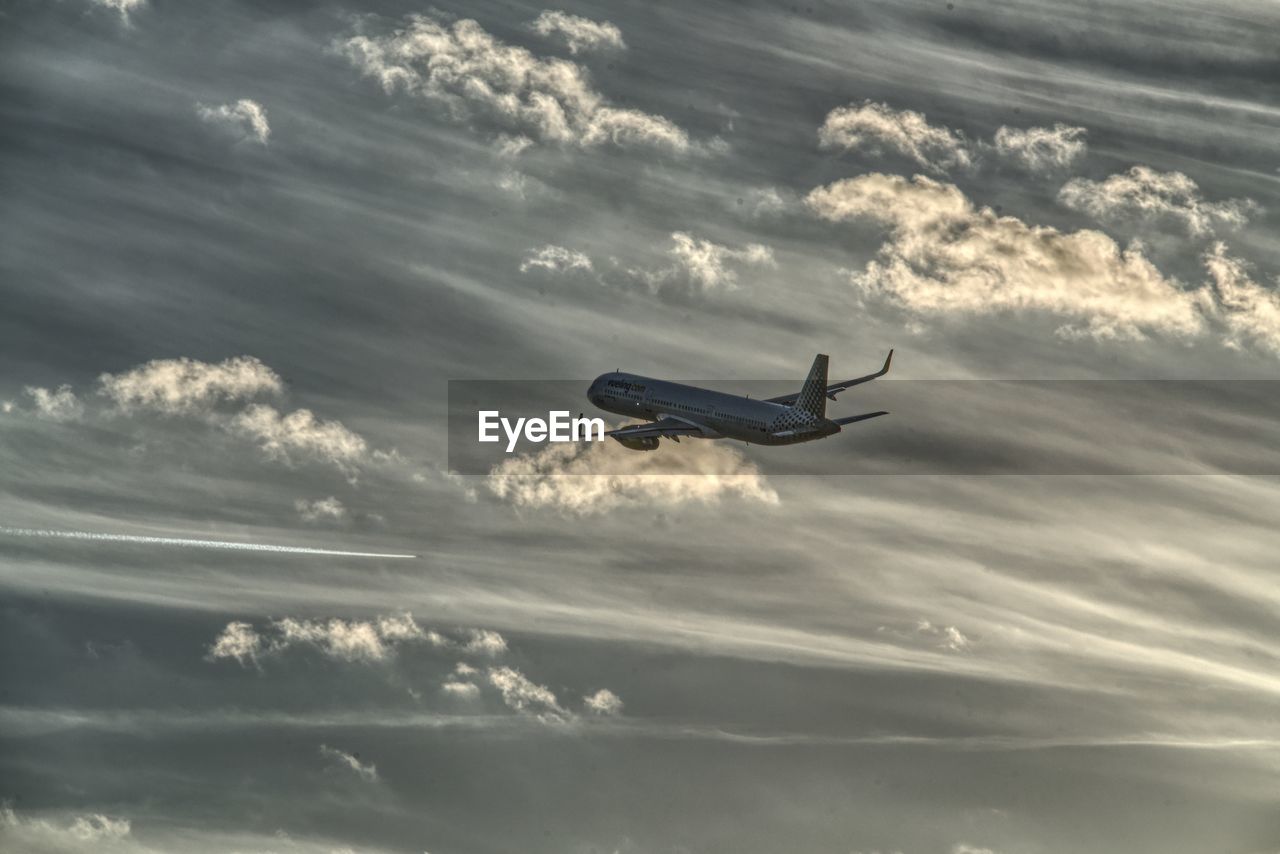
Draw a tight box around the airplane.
[586,351,893,450]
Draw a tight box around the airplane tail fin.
[794,354,829,418]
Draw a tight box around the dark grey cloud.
[4,1,1280,853]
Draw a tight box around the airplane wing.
[765,349,893,406]
[606,417,705,442]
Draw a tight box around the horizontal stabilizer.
[833,411,889,426]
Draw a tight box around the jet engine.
[612,435,660,451]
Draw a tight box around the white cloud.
[494,133,534,158]
[806,173,1206,341]
[295,496,347,524]
[91,0,145,24]
[487,436,778,515]
[993,123,1087,172]
[583,688,624,715]
[205,616,510,667]
[1,401,13,414]
[273,617,394,663]
[196,98,271,145]
[818,101,972,172]
[230,405,369,475]
[376,612,427,642]
[0,805,390,853]
[441,680,481,699]
[1059,165,1258,236]
[952,845,998,854]
[488,665,569,723]
[340,15,688,153]
[530,10,626,55]
[1202,242,1280,354]
[916,619,970,652]
[453,662,479,676]
[98,355,282,414]
[462,628,509,656]
[24,385,83,421]
[206,621,263,666]
[663,232,775,291]
[519,245,595,275]
[319,744,379,782]
[521,233,775,294]
[0,806,133,853]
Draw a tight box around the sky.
[2,1,1280,852]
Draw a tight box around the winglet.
[881,348,893,376]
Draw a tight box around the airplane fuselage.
[587,373,842,446]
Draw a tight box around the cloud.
[530,10,626,55]
[819,102,1087,175]
[818,101,972,172]
[230,405,369,475]
[209,615,414,664]
[319,744,379,783]
[90,0,145,24]
[24,385,83,421]
[441,680,481,699]
[339,15,688,153]
[0,806,133,853]
[273,617,403,663]
[519,245,595,275]
[1059,165,1259,236]
[806,173,1206,341]
[462,628,509,656]
[486,436,778,515]
[98,356,281,414]
[487,666,569,723]
[992,123,1087,172]
[916,620,970,652]
[1202,242,1280,354]
[295,496,347,524]
[520,233,775,294]
[661,232,775,291]
[195,99,270,145]
[583,688,624,715]
[952,846,998,854]
[207,616,509,667]
[206,621,263,666]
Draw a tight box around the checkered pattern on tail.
[794,354,828,418]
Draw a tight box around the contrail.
[0,527,417,559]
